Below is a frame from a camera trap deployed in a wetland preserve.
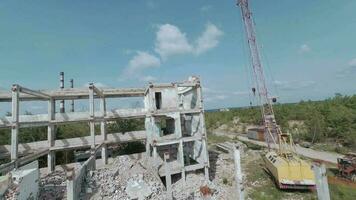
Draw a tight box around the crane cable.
[252,16,281,103]
[239,11,255,108]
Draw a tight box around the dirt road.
[214,132,342,164]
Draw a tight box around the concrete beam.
[89,83,104,98]
[0,108,146,128]
[18,86,51,100]
[0,88,145,102]
[0,149,49,174]
[0,131,146,159]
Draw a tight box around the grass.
[236,138,263,150]
[245,153,317,200]
[329,183,356,200]
[207,132,230,144]
[311,143,350,154]
[245,154,356,200]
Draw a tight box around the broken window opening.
[159,117,175,136]
[155,92,162,110]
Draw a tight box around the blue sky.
[0,0,356,113]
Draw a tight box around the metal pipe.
[60,72,65,113]
[70,79,74,112]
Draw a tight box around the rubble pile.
[39,170,67,199]
[4,185,18,200]
[172,173,227,200]
[87,155,165,200]
[87,154,232,200]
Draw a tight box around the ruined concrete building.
[145,77,209,179]
[0,76,209,199]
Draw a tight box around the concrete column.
[197,84,210,180]
[47,99,56,173]
[100,97,107,165]
[10,84,19,162]
[313,163,330,200]
[59,72,65,113]
[66,179,75,200]
[153,145,158,167]
[89,84,95,152]
[178,140,186,183]
[164,152,173,200]
[202,138,209,180]
[234,148,244,200]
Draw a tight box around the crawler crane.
[237,0,316,189]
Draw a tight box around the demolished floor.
[5,140,329,200]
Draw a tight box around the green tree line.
[205,94,356,150]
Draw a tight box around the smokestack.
[60,72,65,113]
[70,79,74,112]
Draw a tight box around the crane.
[237,0,316,190]
[237,0,279,149]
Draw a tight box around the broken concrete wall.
[144,77,209,177]
[67,155,95,200]
[178,86,198,110]
[10,161,39,200]
[181,114,202,137]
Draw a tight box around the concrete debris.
[0,174,11,197]
[199,185,212,197]
[215,141,247,155]
[87,155,164,200]
[126,179,152,200]
[39,170,67,199]
[86,154,235,200]
[171,173,226,200]
[3,184,18,200]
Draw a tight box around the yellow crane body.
[263,151,316,189]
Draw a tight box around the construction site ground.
[208,132,356,200]
[4,135,356,200]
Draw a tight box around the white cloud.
[126,51,161,74]
[205,94,228,102]
[200,5,212,12]
[194,23,223,55]
[154,24,193,59]
[140,75,157,82]
[336,58,356,78]
[146,1,157,9]
[154,23,223,59]
[216,95,228,100]
[274,80,316,90]
[203,87,221,94]
[83,82,108,88]
[232,91,249,96]
[299,44,311,53]
[348,58,356,67]
[121,23,223,81]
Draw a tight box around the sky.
[0,0,356,114]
